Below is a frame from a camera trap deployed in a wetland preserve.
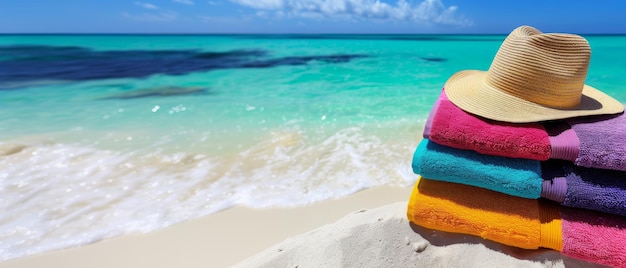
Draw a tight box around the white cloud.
[229,0,471,26]
[173,0,195,5]
[127,2,183,22]
[134,1,159,10]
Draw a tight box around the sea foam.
[0,125,418,261]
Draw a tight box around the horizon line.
[2,32,626,36]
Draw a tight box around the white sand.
[0,186,604,268]
[234,203,603,268]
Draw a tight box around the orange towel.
[407,177,563,251]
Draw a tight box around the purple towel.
[567,114,626,171]
[542,160,626,217]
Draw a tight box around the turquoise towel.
[412,139,543,198]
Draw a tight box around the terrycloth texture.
[568,113,626,171]
[412,139,543,199]
[426,89,626,171]
[425,90,551,160]
[560,206,626,267]
[407,177,563,250]
[407,178,626,268]
[543,160,626,217]
[413,140,626,217]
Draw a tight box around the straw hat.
[444,25,624,123]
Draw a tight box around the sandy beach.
[0,186,412,268]
[1,184,604,268]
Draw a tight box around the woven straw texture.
[445,25,623,123]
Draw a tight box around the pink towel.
[426,89,626,171]
[561,206,626,266]
[424,89,551,160]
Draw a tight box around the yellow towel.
[407,177,562,250]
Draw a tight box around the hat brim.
[444,70,625,123]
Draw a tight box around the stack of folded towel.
[416,91,626,217]
[406,25,626,268]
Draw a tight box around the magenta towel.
[561,206,626,267]
[425,90,552,160]
[426,89,626,171]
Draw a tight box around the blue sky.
[1,0,625,34]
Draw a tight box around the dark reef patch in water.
[99,86,210,100]
[419,57,447,62]
[0,45,368,88]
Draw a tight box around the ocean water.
[1,34,625,261]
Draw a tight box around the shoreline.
[0,182,604,268]
[1,185,414,268]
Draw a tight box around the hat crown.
[485,26,591,108]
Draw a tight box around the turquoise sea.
[1,34,625,261]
